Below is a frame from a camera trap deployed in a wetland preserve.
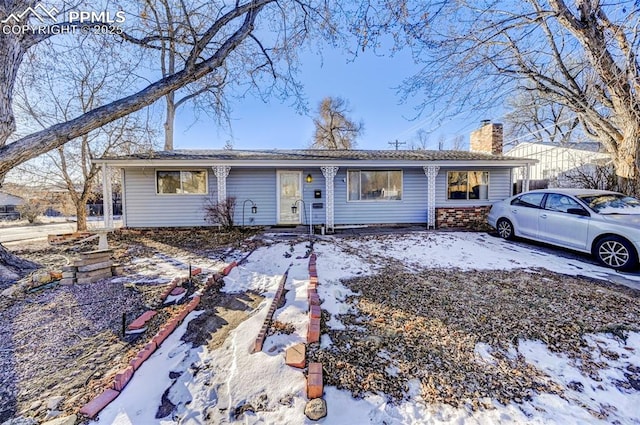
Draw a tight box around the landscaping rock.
[46,396,64,410]
[31,271,52,284]
[304,398,327,421]
[42,410,61,421]
[41,415,76,425]
[27,401,41,412]
[0,417,37,425]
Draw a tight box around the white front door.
[277,171,302,224]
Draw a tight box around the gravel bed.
[0,228,253,423]
[0,278,157,422]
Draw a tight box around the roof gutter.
[92,158,538,168]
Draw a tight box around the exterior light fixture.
[291,199,312,239]
[306,174,313,183]
[242,199,257,229]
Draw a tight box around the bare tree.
[408,128,430,150]
[138,0,231,150]
[14,37,157,231]
[350,1,640,192]
[0,0,332,276]
[504,90,582,149]
[310,96,363,149]
[449,135,465,151]
[0,0,328,178]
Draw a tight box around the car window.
[544,194,582,213]
[578,193,640,214]
[511,193,545,208]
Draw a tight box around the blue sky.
[172,45,486,151]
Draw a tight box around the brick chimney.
[470,120,503,155]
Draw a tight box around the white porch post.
[212,165,231,203]
[320,166,339,233]
[101,165,114,229]
[523,164,531,192]
[423,165,440,229]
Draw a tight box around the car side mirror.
[567,208,590,217]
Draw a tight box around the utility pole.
[388,139,406,150]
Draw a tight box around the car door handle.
[511,209,517,214]
[540,213,547,219]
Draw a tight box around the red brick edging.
[79,263,227,419]
[304,253,324,399]
[253,269,289,353]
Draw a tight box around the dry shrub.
[204,196,236,230]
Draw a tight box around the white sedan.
[487,188,640,270]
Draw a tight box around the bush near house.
[204,196,236,230]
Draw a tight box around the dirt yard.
[309,268,640,408]
[1,229,639,424]
[0,228,261,423]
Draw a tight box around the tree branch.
[0,0,268,179]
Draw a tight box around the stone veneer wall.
[436,206,492,229]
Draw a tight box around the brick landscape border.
[279,252,325,417]
[78,263,231,419]
[304,253,324,401]
[253,269,289,353]
[79,246,325,420]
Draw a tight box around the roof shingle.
[100,149,525,162]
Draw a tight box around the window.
[447,171,489,200]
[578,193,640,214]
[544,194,582,213]
[511,193,545,208]
[348,170,402,201]
[156,170,207,194]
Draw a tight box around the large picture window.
[348,170,402,201]
[447,171,489,200]
[156,170,208,194]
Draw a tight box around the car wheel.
[496,218,514,240]
[594,236,638,270]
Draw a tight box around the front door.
[277,171,302,224]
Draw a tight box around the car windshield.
[577,193,640,215]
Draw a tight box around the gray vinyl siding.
[435,167,512,207]
[300,169,326,226]
[123,168,215,227]
[122,165,515,228]
[333,168,428,225]
[227,168,277,226]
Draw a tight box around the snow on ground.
[95,232,640,424]
[324,231,640,285]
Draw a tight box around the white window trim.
[155,169,209,195]
[347,169,403,202]
[446,170,490,201]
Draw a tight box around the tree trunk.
[76,199,88,232]
[0,243,39,279]
[0,0,270,180]
[164,92,176,150]
[0,26,25,147]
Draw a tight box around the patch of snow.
[95,311,203,425]
[519,332,640,425]
[93,234,640,425]
[474,342,497,366]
